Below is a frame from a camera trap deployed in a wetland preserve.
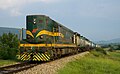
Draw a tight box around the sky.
[0,0,120,41]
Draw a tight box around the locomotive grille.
[19,52,50,61]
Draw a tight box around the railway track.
[0,62,38,74]
[0,51,89,74]
[16,52,90,74]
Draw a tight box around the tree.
[0,33,19,59]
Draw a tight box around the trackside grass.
[0,60,18,66]
[58,49,120,74]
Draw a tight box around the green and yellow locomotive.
[19,15,94,61]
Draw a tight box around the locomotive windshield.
[26,15,46,43]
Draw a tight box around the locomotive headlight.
[27,35,32,39]
[33,18,36,24]
[39,35,43,39]
[27,35,30,39]
[33,22,36,24]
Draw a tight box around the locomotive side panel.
[59,26,74,44]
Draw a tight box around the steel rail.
[0,62,38,74]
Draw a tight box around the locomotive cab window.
[39,20,43,23]
[53,25,59,32]
[53,27,59,32]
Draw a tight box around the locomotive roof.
[54,21,74,33]
[27,14,47,16]
[49,17,74,33]
[27,15,75,33]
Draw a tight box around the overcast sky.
[0,0,120,41]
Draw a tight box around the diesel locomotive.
[19,15,96,61]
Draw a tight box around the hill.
[96,38,120,45]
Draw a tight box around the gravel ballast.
[17,52,89,74]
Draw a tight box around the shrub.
[90,48,109,57]
[96,48,108,55]
[0,33,19,60]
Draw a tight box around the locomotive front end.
[19,15,51,61]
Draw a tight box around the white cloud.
[0,0,58,9]
[0,0,59,16]
[10,9,22,16]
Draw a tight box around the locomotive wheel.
[76,49,79,54]
[57,49,62,58]
[53,49,58,59]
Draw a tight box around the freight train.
[19,15,98,61]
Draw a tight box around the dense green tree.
[0,33,19,59]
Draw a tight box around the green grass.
[58,49,120,74]
[0,59,18,66]
[108,52,120,61]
